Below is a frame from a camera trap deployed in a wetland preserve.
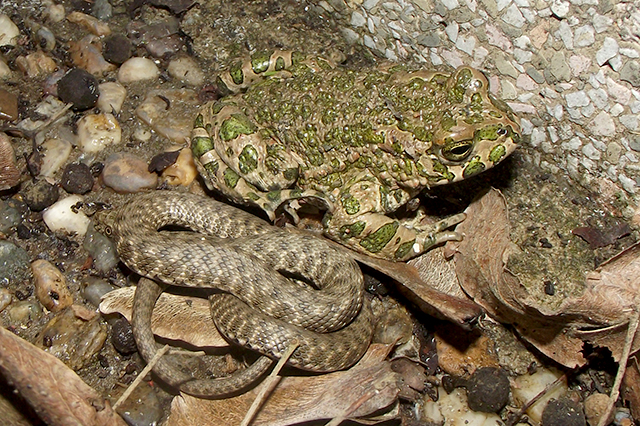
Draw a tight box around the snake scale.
[95,191,374,397]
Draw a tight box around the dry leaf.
[622,357,640,420]
[100,286,228,348]
[0,326,127,426]
[451,188,640,367]
[166,344,400,426]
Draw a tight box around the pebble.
[57,68,100,110]
[101,152,158,193]
[103,34,132,65]
[61,162,94,194]
[0,199,22,233]
[118,57,160,83]
[550,0,570,18]
[541,398,586,426]
[0,14,20,47]
[167,55,205,86]
[21,179,59,211]
[620,60,640,87]
[66,11,111,36]
[68,35,117,75]
[596,37,619,67]
[82,276,116,306]
[32,259,73,312]
[0,240,31,285]
[8,300,43,323]
[584,393,612,426]
[0,132,20,190]
[110,317,137,354]
[83,222,119,272]
[0,88,18,121]
[588,111,615,137]
[573,25,594,47]
[40,137,72,178]
[42,195,91,236]
[160,147,198,186]
[0,59,11,79]
[135,88,200,143]
[16,51,58,78]
[465,367,510,413]
[96,82,127,114]
[77,113,122,153]
[39,307,108,370]
[46,3,66,22]
[0,287,11,312]
[115,381,163,426]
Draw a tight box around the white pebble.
[0,288,11,312]
[513,368,567,424]
[118,57,160,83]
[167,56,205,86]
[47,3,66,23]
[0,59,11,79]
[40,137,72,178]
[97,82,127,114]
[0,14,20,47]
[43,195,91,236]
[77,113,122,153]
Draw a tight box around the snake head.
[92,209,117,238]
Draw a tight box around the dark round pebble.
[103,34,132,65]
[111,318,138,354]
[57,68,99,110]
[466,367,510,413]
[541,398,586,426]
[61,163,94,194]
[21,179,59,211]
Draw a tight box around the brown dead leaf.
[166,344,400,426]
[622,357,640,420]
[0,326,127,426]
[451,189,640,367]
[99,286,228,348]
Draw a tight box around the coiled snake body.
[95,191,373,397]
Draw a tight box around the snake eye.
[103,225,112,237]
[441,140,473,162]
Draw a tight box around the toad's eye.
[441,140,473,162]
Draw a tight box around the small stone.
[0,240,30,285]
[527,67,546,83]
[39,307,107,370]
[541,398,586,426]
[0,132,20,190]
[57,68,100,110]
[111,317,137,354]
[588,111,615,137]
[549,51,570,82]
[68,35,117,76]
[47,4,65,22]
[0,287,11,312]
[103,34,132,65]
[8,301,42,323]
[0,14,20,47]
[555,20,573,49]
[167,55,205,87]
[0,88,18,121]
[135,88,200,143]
[115,381,163,426]
[516,73,539,90]
[568,55,591,77]
[0,199,22,234]
[32,259,73,313]
[101,152,158,193]
[588,88,608,109]
[582,143,601,161]
[605,142,622,163]
[620,60,640,87]
[593,14,612,33]
[66,11,111,36]
[565,91,590,108]
[82,277,115,307]
[161,147,198,186]
[42,195,91,236]
[606,77,632,104]
[501,79,517,99]
[417,33,441,47]
[61,163,94,194]
[573,25,594,47]
[16,51,57,78]
[620,114,639,131]
[350,11,366,27]
[485,23,513,51]
[495,56,518,78]
[550,0,570,18]
[118,57,160,84]
[83,222,118,272]
[455,34,476,55]
[596,37,619,66]
[22,179,59,211]
[620,48,640,58]
[40,138,72,178]
[97,82,127,114]
[466,367,511,413]
[77,113,122,153]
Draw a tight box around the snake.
[94,190,374,398]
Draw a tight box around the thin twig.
[113,344,170,411]
[597,309,640,426]
[240,340,300,426]
[505,373,568,426]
